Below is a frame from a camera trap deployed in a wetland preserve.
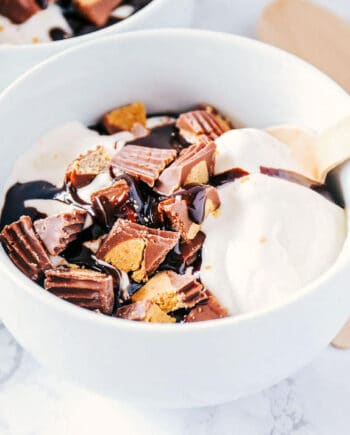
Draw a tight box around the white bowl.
[0,29,350,408]
[0,0,194,92]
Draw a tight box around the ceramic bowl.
[0,29,350,408]
[0,0,194,91]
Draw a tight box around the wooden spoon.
[258,0,350,93]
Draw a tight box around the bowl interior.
[0,28,350,319]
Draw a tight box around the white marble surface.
[1,0,350,434]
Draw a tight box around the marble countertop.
[1,0,350,434]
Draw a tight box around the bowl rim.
[0,0,166,50]
[0,28,349,333]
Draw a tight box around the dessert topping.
[44,267,115,314]
[96,219,179,282]
[102,102,146,134]
[155,141,216,195]
[34,209,88,255]
[0,215,51,280]
[132,270,207,313]
[65,146,110,188]
[176,110,230,144]
[91,179,130,226]
[74,0,124,26]
[184,291,228,322]
[116,300,175,323]
[111,144,176,186]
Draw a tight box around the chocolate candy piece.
[176,110,229,144]
[111,145,176,187]
[0,215,51,280]
[96,219,180,282]
[102,102,146,133]
[184,292,228,322]
[116,301,175,323]
[197,104,233,132]
[34,209,88,255]
[180,231,206,265]
[44,267,114,314]
[65,146,110,188]
[159,185,220,239]
[155,141,216,195]
[0,0,41,24]
[74,0,123,26]
[132,270,207,313]
[159,198,200,241]
[91,179,130,226]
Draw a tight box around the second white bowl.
[0,0,194,91]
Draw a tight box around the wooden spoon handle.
[258,0,350,93]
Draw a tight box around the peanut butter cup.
[102,102,147,134]
[159,185,220,239]
[96,219,179,282]
[116,301,175,323]
[65,146,110,188]
[0,215,51,280]
[176,110,230,144]
[155,141,216,195]
[132,270,207,313]
[112,145,176,186]
[91,179,130,226]
[44,267,114,314]
[184,292,228,322]
[34,209,87,255]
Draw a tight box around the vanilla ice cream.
[201,173,346,314]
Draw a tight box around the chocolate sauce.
[49,27,70,41]
[0,181,63,230]
[210,168,249,187]
[115,175,164,228]
[127,123,184,151]
[172,185,209,225]
[260,166,340,206]
[159,242,187,275]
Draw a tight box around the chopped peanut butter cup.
[91,179,130,226]
[111,145,176,187]
[44,267,114,314]
[159,185,220,239]
[0,215,51,280]
[176,110,229,144]
[96,219,179,282]
[132,271,207,313]
[34,209,88,256]
[116,301,175,323]
[180,231,206,265]
[197,104,233,132]
[159,198,200,240]
[155,141,216,195]
[185,292,228,322]
[0,0,41,24]
[74,0,123,26]
[66,146,110,188]
[102,102,147,134]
